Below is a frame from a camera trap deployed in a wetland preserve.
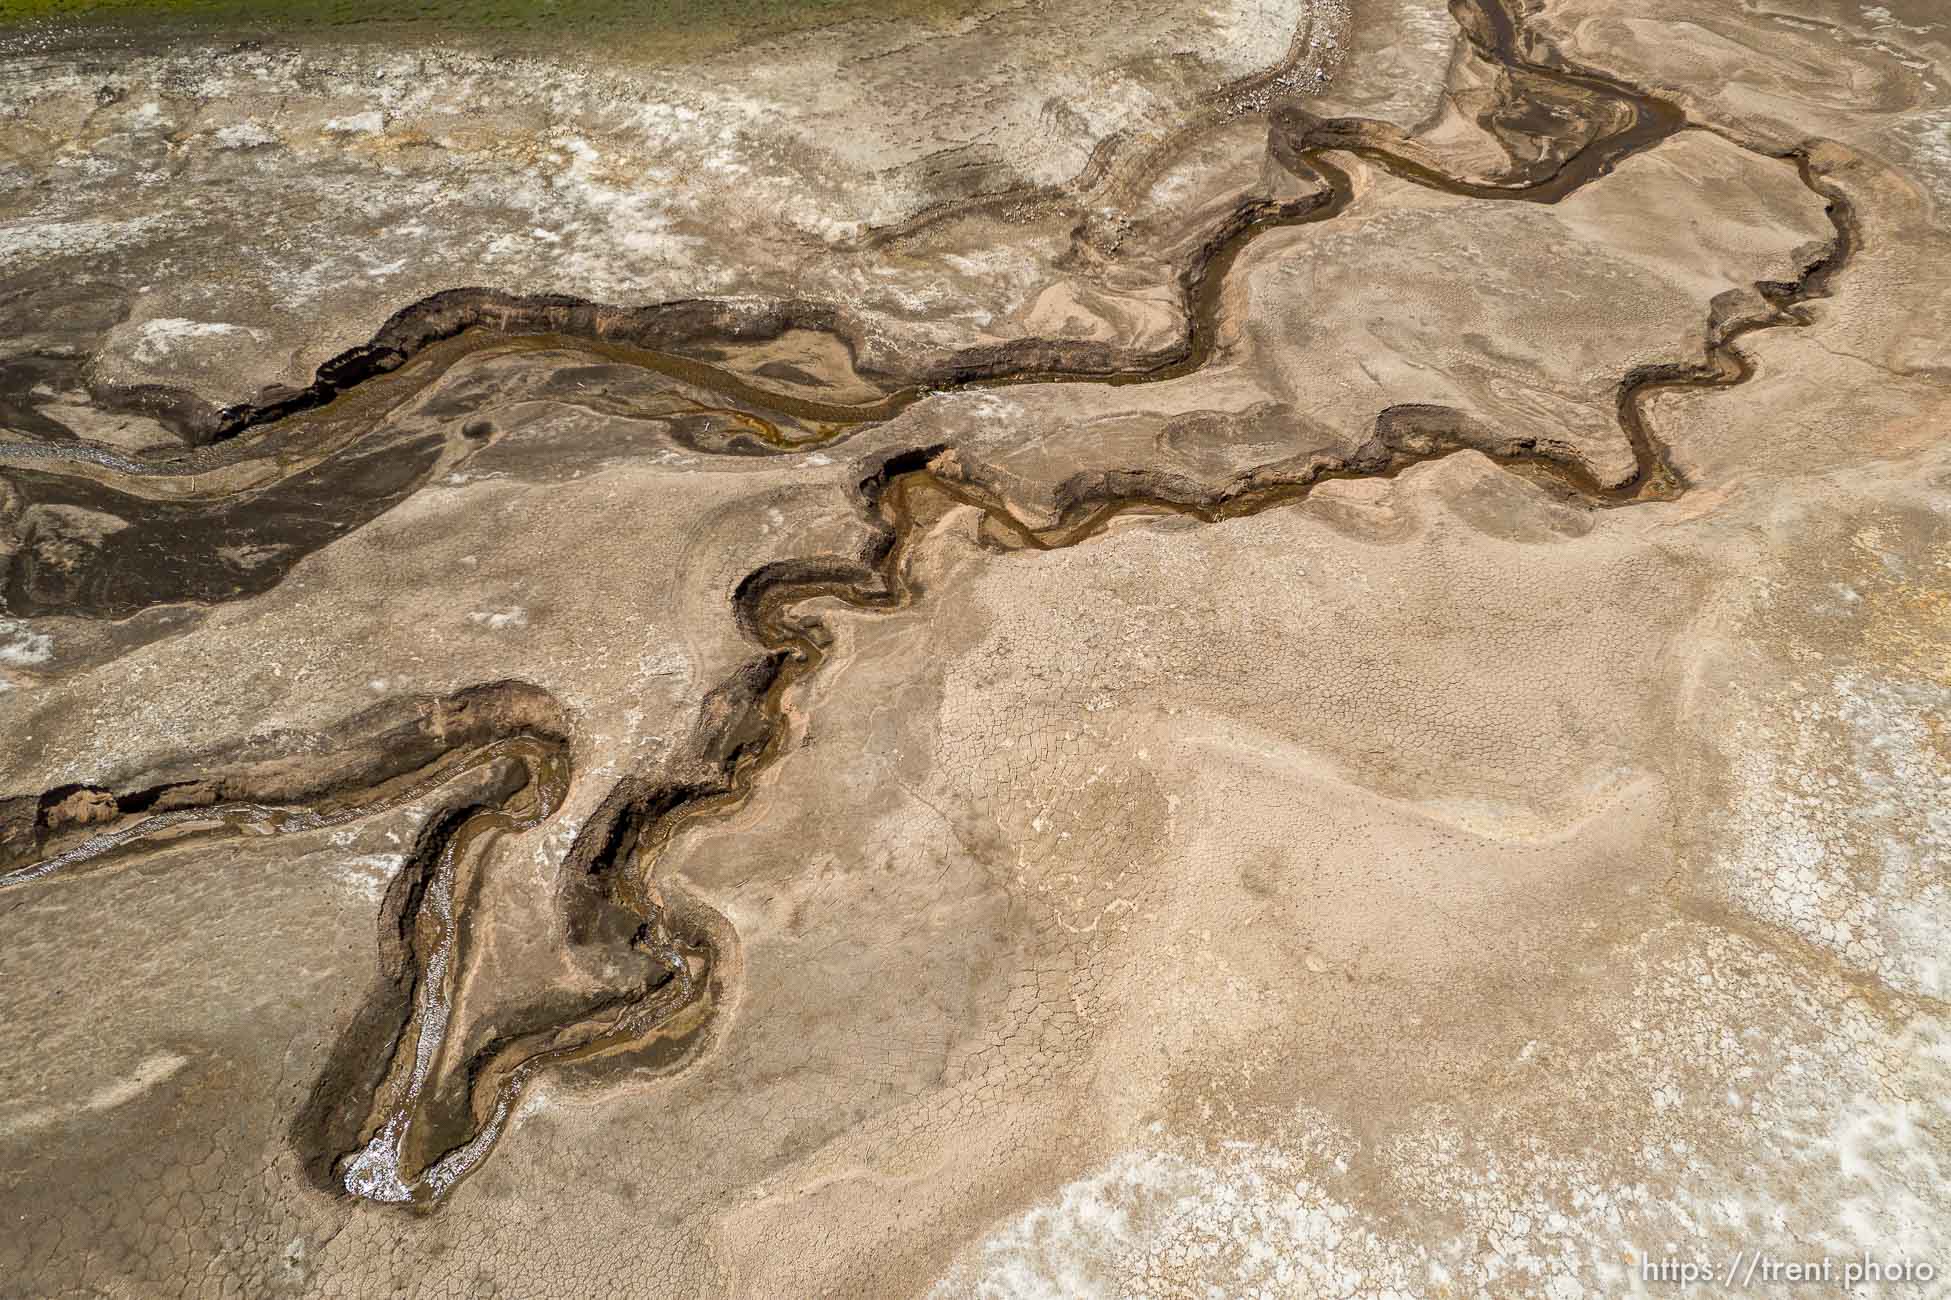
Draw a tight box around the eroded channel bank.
[0,0,1860,1205]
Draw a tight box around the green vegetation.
[0,0,959,52]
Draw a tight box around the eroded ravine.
[0,0,1861,1206]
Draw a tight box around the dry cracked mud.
[0,0,1947,1296]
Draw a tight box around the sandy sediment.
[0,0,1946,1296]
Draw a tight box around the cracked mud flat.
[1,0,1948,1295]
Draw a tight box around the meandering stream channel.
[0,0,1857,1206]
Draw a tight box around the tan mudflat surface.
[1,0,1946,1296]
